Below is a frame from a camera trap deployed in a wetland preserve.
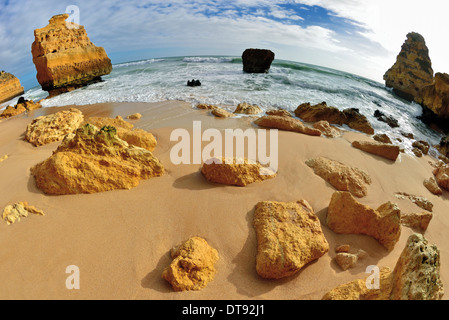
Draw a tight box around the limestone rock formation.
[211,107,235,118]
[254,115,322,136]
[253,200,329,279]
[322,267,394,300]
[416,72,449,124]
[394,192,433,212]
[31,124,164,195]
[327,192,401,251]
[432,162,449,190]
[0,71,24,103]
[384,32,434,102]
[0,99,42,119]
[390,234,444,300]
[161,237,219,291]
[305,157,372,198]
[242,49,275,73]
[31,14,112,96]
[294,102,374,135]
[127,113,142,120]
[201,157,276,187]
[335,249,367,271]
[197,103,218,110]
[352,140,400,161]
[373,134,392,144]
[374,110,399,128]
[234,102,262,115]
[86,116,157,152]
[2,202,45,225]
[25,108,84,146]
[266,109,292,117]
[423,177,442,195]
[313,120,342,138]
[401,211,433,232]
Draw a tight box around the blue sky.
[1,0,448,90]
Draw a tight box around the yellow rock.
[306,157,372,198]
[25,108,84,146]
[0,155,8,163]
[253,200,329,279]
[162,237,219,291]
[31,14,112,96]
[127,113,142,120]
[0,71,24,104]
[352,140,400,161]
[201,157,276,187]
[0,99,42,119]
[327,192,401,251]
[2,202,45,225]
[254,115,322,136]
[31,124,164,195]
[234,102,262,115]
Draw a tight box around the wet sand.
[0,100,447,300]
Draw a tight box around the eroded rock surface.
[2,202,45,225]
[254,115,321,136]
[352,140,400,161]
[253,200,329,279]
[0,71,24,103]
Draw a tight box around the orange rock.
[86,116,157,152]
[401,211,433,232]
[234,102,262,115]
[423,177,443,195]
[327,192,401,251]
[2,202,45,225]
[384,32,434,102]
[31,124,164,195]
[306,157,372,198]
[127,113,142,120]
[266,109,292,117]
[161,237,219,291]
[253,200,329,279]
[0,99,42,119]
[31,14,112,96]
[25,108,84,146]
[294,102,374,135]
[201,157,276,187]
[313,120,342,138]
[352,140,400,161]
[0,71,24,103]
[433,160,449,191]
[211,107,235,118]
[254,115,321,136]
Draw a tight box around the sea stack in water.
[242,49,275,73]
[383,32,434,102]
[31,14,112,97]
[0,71,24,103]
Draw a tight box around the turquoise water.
[4,55,444,149]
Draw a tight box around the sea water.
[2,56,444,152]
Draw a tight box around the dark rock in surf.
[374,110,400,128]
[187,79,201,87]
[242,49,275,73]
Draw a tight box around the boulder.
[161,237,219,291]
[127,113,142,120]
[374,110,399,128]
[432,162,449,190]
[187,79,201,87]
[31,14,112,96]
[327,192,401,251]
[401,211,433,232]
[394,192,433,212]
[86,116,157,152]
[2,202,45,225]
[0,71,24,103]
[390,234,444,300]
[416,72,449,122]
[352,140,400,161]
[196,104,218,110]
[266,109,292,117]
[242,48,275,73]
[294,102,374,135]
[30,124,164,195]
[234,102,262,115]
[0,99,42,119]
[383,32,434,102]
[423,177,443,195]
[253,200,329,279]
[254,115,321,136]
[211,107,235,118]
[313,120,342,138]
[305,157,372,198]
[373,134,392,144]
[25,108,84,146]
[412,140,430,155]
[201,157,276,187]
[335,249,367,271]
[322,267,394,300]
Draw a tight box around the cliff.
[383,32,434,102]
[417,72,449,120]
[0,71,24,103]
[31,14,112,97]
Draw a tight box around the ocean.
[2,55,444,153]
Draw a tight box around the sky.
[0,0,448,90]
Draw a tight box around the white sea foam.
[15,56,444,149]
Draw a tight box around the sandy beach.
[0,100,447,300]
